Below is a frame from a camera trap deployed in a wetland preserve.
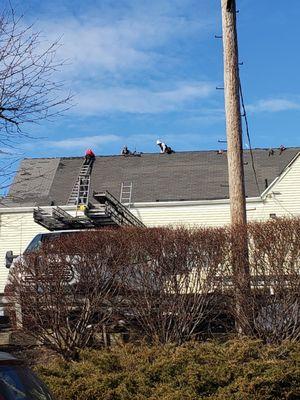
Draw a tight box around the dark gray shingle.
[3,148,299,207]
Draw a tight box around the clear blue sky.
[7,0,300,158]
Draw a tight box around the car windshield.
[25,231,84,253]
[26,234,64,253]
[24,234,43,253]
[0,365,54,400]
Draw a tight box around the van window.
[25,231,84,253]
[25,234,43,253]
[0,365,54,399]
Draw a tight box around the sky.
[3,0,300,160]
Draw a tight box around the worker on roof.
[121,145,131,155]
[84,148,95,164]
[279,144,286,155]
[156,139,174,154]
[268,148,275,156]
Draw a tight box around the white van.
[5,230,86,269]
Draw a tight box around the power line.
[239,79,261,196]
[215,3,261,198]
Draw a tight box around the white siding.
[252,154,300,220]
[131,202,232,227]
[0,211,48,292]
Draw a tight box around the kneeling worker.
[121,145,131,155]
[156,139,174,154]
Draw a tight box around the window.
[0,365,54,399]
[25,234,43,253]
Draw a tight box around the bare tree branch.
[0,5,72,195]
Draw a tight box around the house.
[0,147,299,292]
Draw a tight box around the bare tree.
[0,6,71,142]
[122,227,226,344]
[6,221,300,358]
[248,219,300,342]
[6,231,125,360]
[0,6,71,197]
[221,219,300,342]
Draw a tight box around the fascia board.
[129,197,263,208]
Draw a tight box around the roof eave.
[0,197,264,213]
[128,196,263,208]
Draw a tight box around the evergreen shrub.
[37,339,300,400]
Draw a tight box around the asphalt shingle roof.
[3,148,300,207]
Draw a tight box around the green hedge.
[37,340,300,400]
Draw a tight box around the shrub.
[6,229,128,360]
[37,340,300,400]
[7,218,300,360]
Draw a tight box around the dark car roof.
[0,352,23,367]
[0,352,17,361]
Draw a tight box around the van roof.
[41,229,93,235]
[0,352,17,361]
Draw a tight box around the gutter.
[125,197,263,208]
[0,197,264,213]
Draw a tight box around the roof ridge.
[23,147,300,161]
[5,146,300,207]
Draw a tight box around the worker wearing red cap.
[84,148,95,164]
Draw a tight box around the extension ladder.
[120,181,133,207]
[67,160,94,206]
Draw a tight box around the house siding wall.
[0,154,299,293]
[131,202,232,227]
[0,211,48,292]
[251,154,300,220]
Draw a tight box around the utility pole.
[220,0,252,335]
[221,0,246,226]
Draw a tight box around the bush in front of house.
[7,218,300,360]
[37,339,300,400]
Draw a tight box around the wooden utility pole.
[220,0,252,335]
[221,0,246,226]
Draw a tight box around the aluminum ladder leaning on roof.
[120,181,133,208]
[67,157,95,207]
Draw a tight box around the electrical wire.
[239,79,261,196]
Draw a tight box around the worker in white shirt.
[121,145,131,155]
[156,139,174,154]
[156,139,166,153]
